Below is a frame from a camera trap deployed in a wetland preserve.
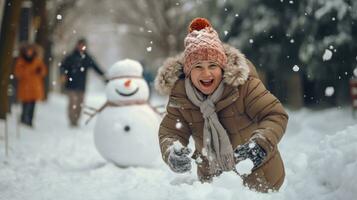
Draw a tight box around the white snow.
[56,14,62,20]
[323,49,333,61]
[325,86,335,97]
[292,65,300,72]
[353,68,357,77]
[1,90,357,199]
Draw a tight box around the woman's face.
[189,61,223,95]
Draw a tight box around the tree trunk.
[0,0,23,119]
[33,0,51,98]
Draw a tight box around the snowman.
[88,59,162,167]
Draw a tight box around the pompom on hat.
[183,18,227,75]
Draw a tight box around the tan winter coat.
[155,45,288,192]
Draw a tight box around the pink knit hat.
[183,18,227,75]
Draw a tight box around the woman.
[155,18,288,192]
[14,44,47,127]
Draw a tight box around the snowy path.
[1,93,357,200]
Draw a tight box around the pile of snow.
[0,93,357,200]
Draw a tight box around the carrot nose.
[124,79,131,88]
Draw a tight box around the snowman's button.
[124,125,130,132]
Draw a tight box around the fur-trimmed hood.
[155,44,253,95]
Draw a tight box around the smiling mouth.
[200,80,214,87]
[115,87,139,96]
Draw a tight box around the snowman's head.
[105,59,149,102]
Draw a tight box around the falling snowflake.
[175,122,182,129]
[332,17,336,21]
[322,49,333,61]
[249,39,254,44]
[56,14,62,20]
[146,47,152,52]
[292,65,300,72]
[290,39,295,43]
[52,81,56,86]
[224,31,228,35]
[80,67,85,72]
[289,0,294,4]
[235,13,239,17]
[325,87,335,97]
[329,45,334,50]
[9,74,14,79]
[69,77,73,82]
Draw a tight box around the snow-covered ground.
[1,91,357,200]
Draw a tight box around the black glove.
[234,140,267,170]
[168,146,192,173]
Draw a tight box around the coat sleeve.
[243,77,288,158]
[159,96,191,165]
[59,56,70,75]
[87,55,104,76]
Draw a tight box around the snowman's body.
[94,59,161,167]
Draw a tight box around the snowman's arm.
[158,105,191,165]
[83,102,108,125]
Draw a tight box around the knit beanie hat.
[183,18,227,75]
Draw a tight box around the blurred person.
[14,44,48,127]
[155,18,288,192]
[60,38,106,127]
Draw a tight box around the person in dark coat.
[60,38,106,127]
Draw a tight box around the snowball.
[323,49,333,61]
[172,141,184,152]
[293,65,300,72]
[235,159,254,176]
[325,87,335,97]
